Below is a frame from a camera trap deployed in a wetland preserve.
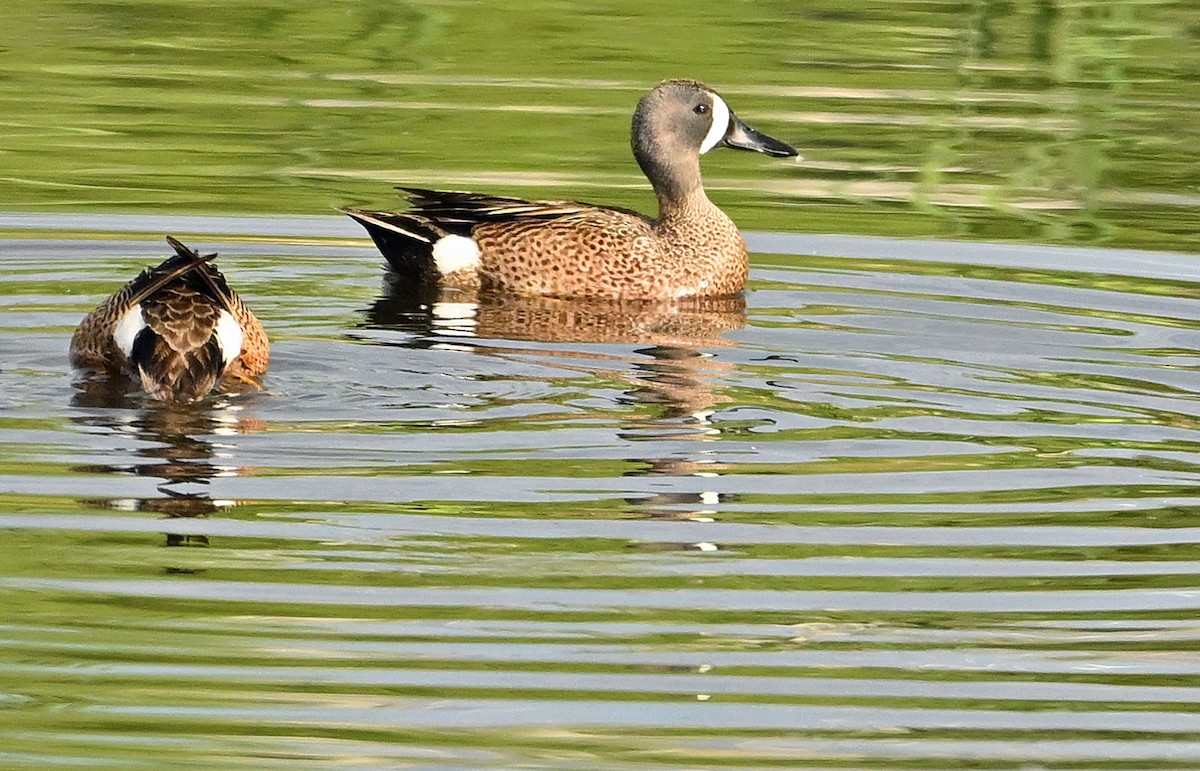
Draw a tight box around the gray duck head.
[631,79,798,202]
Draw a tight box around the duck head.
[631,79,798,200]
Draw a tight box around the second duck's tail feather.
[124,238,219,309]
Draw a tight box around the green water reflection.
[2,1,1199,250]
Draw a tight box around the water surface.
[3,217,1200,768]
[3,0,1200,766]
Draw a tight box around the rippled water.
[4,0,1200,765]
[3,217,1200,767]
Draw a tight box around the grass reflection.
[0,1,1198,249]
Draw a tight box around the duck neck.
[650,160,709,218]
[657,186,720,231]
[633,138,705,219]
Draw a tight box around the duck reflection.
[365,270,745,344]
[71,381,263,546]
[364,277,745,523]
[617,345,741,523]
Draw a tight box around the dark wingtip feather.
[165,235,195,258]
[154,236,234,314]
[123,239,219,309]
[165,235,219,264]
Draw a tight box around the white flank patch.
[112,306,147,358]
[699,93,730,155]
[214,310,244,367]
[431,234,481,275]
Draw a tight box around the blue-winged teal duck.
[70,237,269,402]
[342,79,797,300]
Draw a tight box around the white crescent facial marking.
[432,234,482,275]
[699,93,730,155]
[113,306,147,358]
[214,310,244,367]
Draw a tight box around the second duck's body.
[70,237,269,402]
[342,79,797,300]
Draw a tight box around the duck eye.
[694,103,709,115]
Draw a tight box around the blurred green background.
[2,0,1199,249]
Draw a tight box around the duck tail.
[340,208,442,278]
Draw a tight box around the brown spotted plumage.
[342,79,797,300]
[70,236,269,402]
